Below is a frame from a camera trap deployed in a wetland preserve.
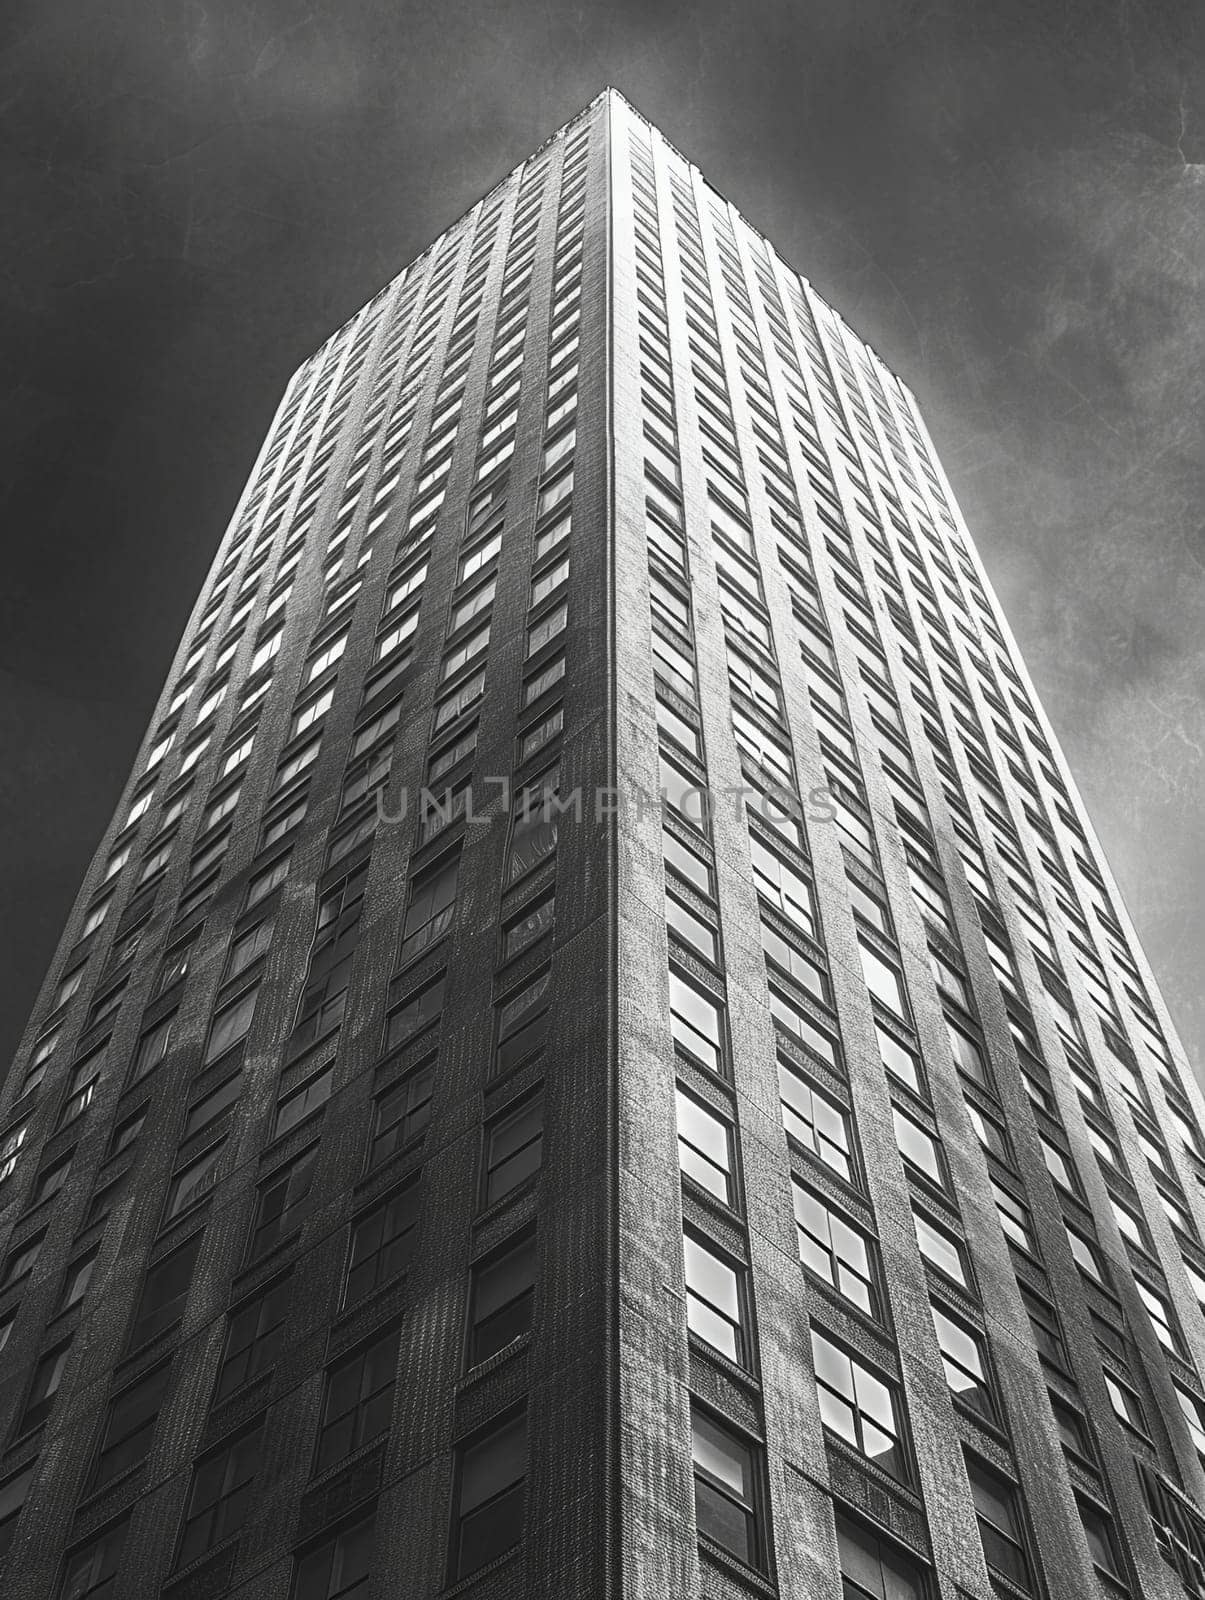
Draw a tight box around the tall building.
[1,87,1204,1600]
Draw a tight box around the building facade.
[0,88,1203,1600]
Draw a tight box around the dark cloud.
[1,0,1202,1077]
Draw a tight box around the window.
[1174,1384,1205,1460]
[684,1230,746,1363]
[768,981,840,1066]
[1065,1220,1105,1282]
[183,1070,242,1140]
[1078,1498,1125,1582]
[992,1180,1036,1255]
[128,1233,202,1349]
[58,1520,128,1600]
[893,1108,945,1188]
[946,1019,987,1084]
[913,1208,969,1287]
[399,855,459,962]
[164,1144,223,1220]
[92,1363,171,1487]
[0,1462,33,1561]
[778,1061,852,1181]
[314,1325,399,1472]
[876,1025,922,1095]
[965,1453,1032,1589]
[667,889,718,962]
[929,947,972,1010]
[216,1277,292,1401]
[669,970,724,1074]
[0,1124,27,1184]
[793,1181,877,1315]
[502,892,555,960]
[836,1511,928,1600]
[176,1422,263,1567]
[20,1339,72,1433]
[384,972,445,1049]
[369,1063,434,1168]
[690,1404,763,1568]
[451,1408,527,1578]
[496,970,551,1073]
[484,1092,543,1205]
[468,1230,536,1365]
[129,1014,173,1082]
[204,985,259,1064]
[659,751,707,830]
[1,1230,44,1289]
[811,1328,907,1479]
[292,1510,375,1600]
[675,1089,733,1204]
[931,1304,995,1420]
[1050,1391,1095,1463]
[345,1186,420,1306]
[248,1146,318,1259]
[1104,1371,1147,1432]
[246,851,292,906]
[58,1248,98,1313]
[1140,1280,1184,1356]
[273,1066,333,1139]
[859,940,907,1017]
[154,938,196,996]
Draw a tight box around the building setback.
[0,87,1203,1600]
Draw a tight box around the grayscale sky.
[1,0,1202,1080]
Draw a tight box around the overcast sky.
[2,0,1202,1080]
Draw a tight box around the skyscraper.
[1,84,1203,1599]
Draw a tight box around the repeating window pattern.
[0,98,1200,1600]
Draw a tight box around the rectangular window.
[129,1233,202,1350]
[92,1363,171,1487]
[0,1462,33,1561]
[836,1512,927,1600]
[384,973,445,1050]
[164,1144,223,1220]
[667,888,718,963]
[292,1509,375,1600]
[965,1453,1032,1589]
[669,969,725,1075]
[176,1421,263,1568]
[20,1339,72,1433]
[859,940,908,1017]
[314,1326,400,1473]
[778,1061,852,1180]
[369,1062,434,1168]
[893,1108,945,1188]
[248,1146,318,1260]
[58,1520,129,1600]
[273,1065,334,1138]
[484,1092,543,1206]
[345,1185,421,1306]
[811,1327,907,1480]
[204,985,259,1064]
[451,1409,527,1579]
[131,1015,174,1082]
[496,970,551,1074]
[751,838,814,934]
[216,1277,291,1401]
[792,1181,877,1316]
[913,1208,970,1287]
[226,920,274,981]
[992,1180,1037,1255]
[931,1303,996,1420]
[399,855,459,963]
[683,1230,746,1364]
[690,1404,763,1569]
[468,1230,536,1366]
[675,1088,732,1204]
